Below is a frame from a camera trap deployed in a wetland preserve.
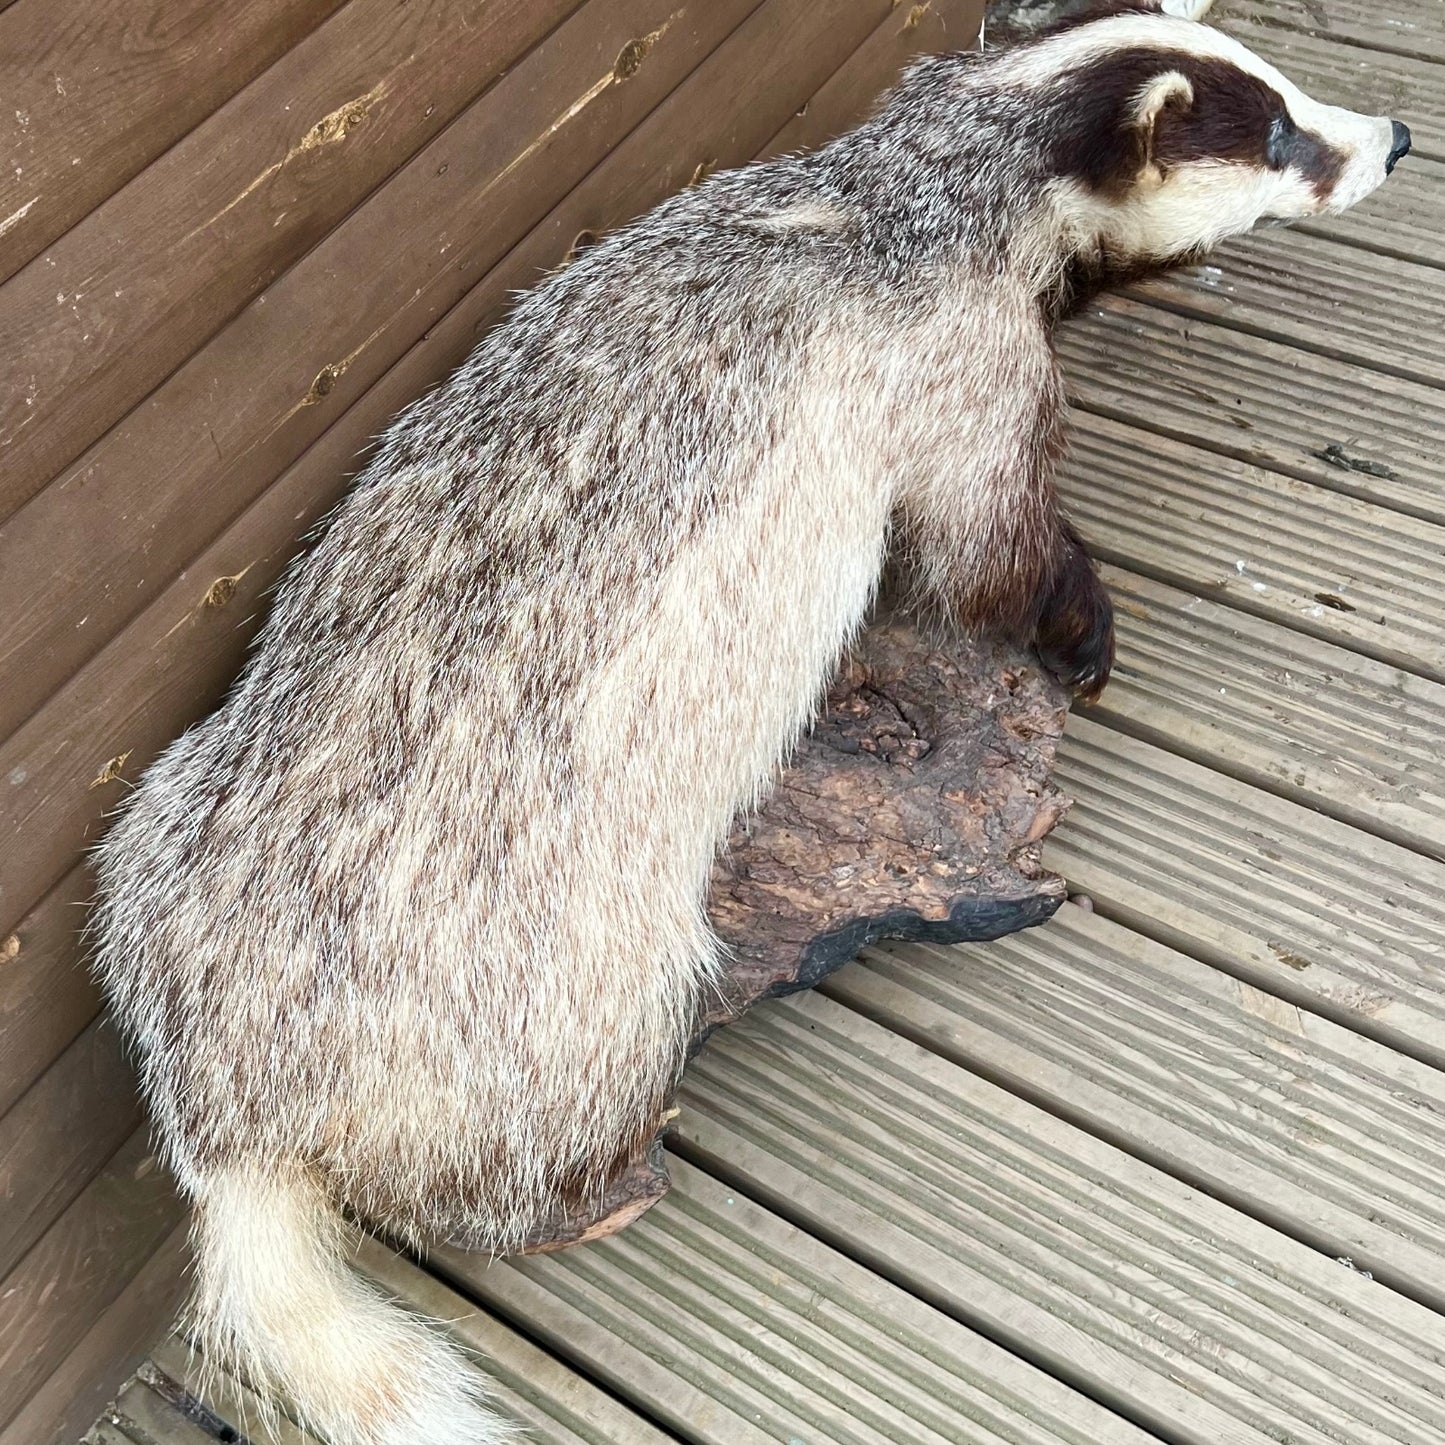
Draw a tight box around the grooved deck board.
[826,906,1445,1309]
[675,993,1445,1445]
[1059,412,1445,685]
[1060,294,1445,523]
[1135,228,1445,387]
[93,1380,215,1445]
[1301,156,1445,269]
[1220,0,1445,65]
[441,1156,1149,1445]
[1090,564,1445,856]
[0,0,349,285]
[146,1338,317,1445]
[1048,715,1445,1066]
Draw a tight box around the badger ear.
[1132,70,1194,176]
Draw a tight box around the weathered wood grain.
[83,1421,134,1445]
[1060,293,1445,525]
[0,1131,182,1433]
[1132,228,1445,388]
[1049,716,1445,1067]
[0,1017,141,1281]
[1215,2,1445,153]
[1089,564,1445,857]
[831,905,1445,1310]
[1060,412,1445,686]
[0,0,587,523]
[0,0,348,284]
[0,1227,188,1445]
[1219,0,1445,64]
[1300,154,1445,271]
[676,992,1445,1445]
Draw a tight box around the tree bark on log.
[518,613,1072,1253]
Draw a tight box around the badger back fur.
[90,6,1404,1442]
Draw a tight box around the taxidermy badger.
[91,2,1408,1441]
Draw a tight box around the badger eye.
[1265,114,1295,169]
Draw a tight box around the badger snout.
[1310,108,1407,214]
[1387,120,1412,174]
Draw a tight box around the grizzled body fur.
[91,6,1403,1443]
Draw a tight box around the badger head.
[1005,9,1409,282]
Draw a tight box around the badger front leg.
[1031,516,1115,701]
[893,360,1115,700]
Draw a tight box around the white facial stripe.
[996,14,1273,88]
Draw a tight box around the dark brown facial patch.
[1042,49,1172,195]
[1042,46,1348,201]
[1287,122,1348,200]
[1151,56,1284,167]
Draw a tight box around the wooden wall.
[0,0,983,1437]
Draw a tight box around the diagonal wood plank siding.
[0,0,349,284]
[0,0,593,518]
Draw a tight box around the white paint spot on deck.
[0,196,38,238]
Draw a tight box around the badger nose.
[1386,120,1412,174]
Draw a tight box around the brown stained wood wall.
[0,0,351,285]
[0,0,984,1435]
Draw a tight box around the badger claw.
[1034,530,1115,702]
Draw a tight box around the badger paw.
[1034,529,1115,702]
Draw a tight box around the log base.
[510,615,1071,1253]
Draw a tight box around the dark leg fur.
[1033,521,1114,701]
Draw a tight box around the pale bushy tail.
[190,1168,519,1445]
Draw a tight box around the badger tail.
[188,1167,518,1445]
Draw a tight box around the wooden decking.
[3,0,1444,1439]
